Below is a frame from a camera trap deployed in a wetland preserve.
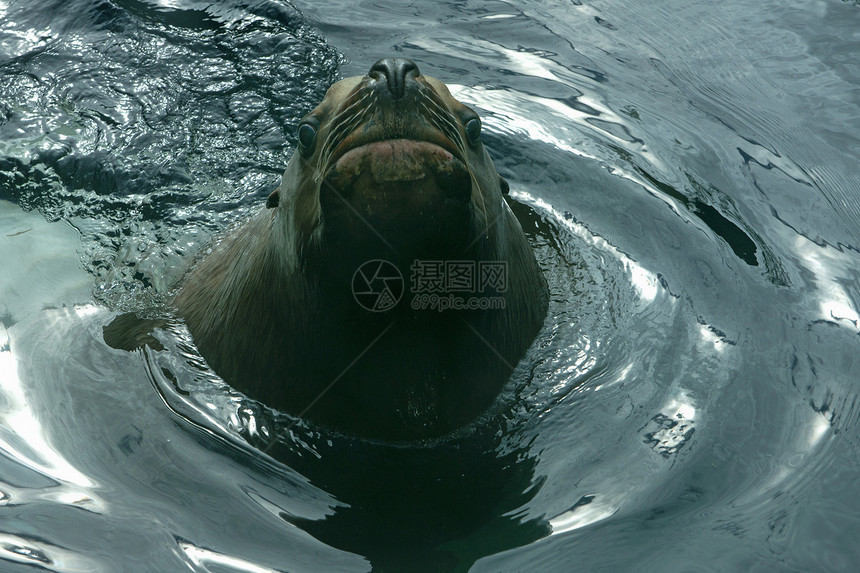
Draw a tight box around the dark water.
[2,0,860,571]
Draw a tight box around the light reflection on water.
[793,235,860,331]
[0,323,99,493]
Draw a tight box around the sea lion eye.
[465,117,482,145]
[297,122,317,156]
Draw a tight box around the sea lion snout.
[368,58,420,100]
[319,59,474,224]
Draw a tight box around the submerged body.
[175,59,548,439]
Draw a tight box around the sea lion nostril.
[368,57,420,99]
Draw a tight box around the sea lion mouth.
[327,123,464,170]
[324,138,469,192]
[318,134,473,256]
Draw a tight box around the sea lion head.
[171,59,548,439]
[272,58,509,268]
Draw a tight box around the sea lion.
[174,58,548,440]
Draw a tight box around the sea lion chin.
[174,58,549,440]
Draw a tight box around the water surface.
[2,0,859,571]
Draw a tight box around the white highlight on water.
[794,234,860,332]
[0,324,102,502]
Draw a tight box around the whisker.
[313,92,377,181]
[414,91,495,250]
[330,93,375,142]
[420,99,457,135]
[418,89,457,128]
[320,92,373,150]
[419,92,464,140]
[413,90,496,245]
[419,99,465,158]
[320,92,374,159]
[328,89,373,130]
[316,109,371,179]
[465,169,509,252]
